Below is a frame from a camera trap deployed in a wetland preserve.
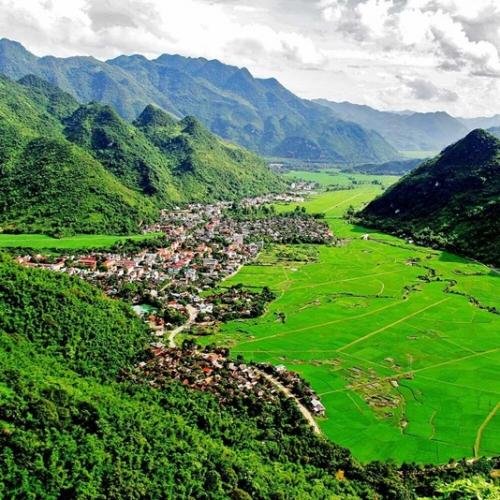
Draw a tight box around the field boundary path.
[167,305,197,348]
[473,402,499,458]
[259,372,322,435]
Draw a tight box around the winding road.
[167,305,198,348]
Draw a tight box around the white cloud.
[318,0,500,77]
[0,0,498,116]
[0,0,325,69]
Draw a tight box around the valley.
[1,5,499,496]
[181,172,499,464]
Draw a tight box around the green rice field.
[192,172,500,464]
[0,233,160,250]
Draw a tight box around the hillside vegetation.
[0,76,156,235]
[0,254,497,498]
[0,38,399,163]
[0,75,283,235]
[359,129,500,265]
[343,158,425,176]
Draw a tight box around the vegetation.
[343,158,425,176]
[0,38,399,163]
[0,233,161,251]
[358,129,500,266]
[190,178,500,465]
[0,75,283,236]
[0,253,498,498]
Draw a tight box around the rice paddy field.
[0,233,160,250]
[195,171,500,464]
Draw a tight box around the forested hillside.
[344,158,424,176]
[0,38,399,163]
[359,130,500,265]
[0,75,283,235]
[0,254,496,498]
[0,75,156,235]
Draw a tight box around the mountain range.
[359,129,500,265]
[315,99,500,153]
[0,38,398,163]
[0,74,283,235]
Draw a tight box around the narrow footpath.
[259,372,322,435]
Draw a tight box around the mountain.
[344,158,425,176]
[0,75,156,235]
[315,99,469,152]
[135,106,287,200]
[0,38,399,163]
[0,75,284,235]
[359,130,500,265]
[460,114,500,131]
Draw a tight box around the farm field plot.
[0,233,161,250]
[283,169,399,188]
[194,178,500,464]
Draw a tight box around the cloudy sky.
[0,0,499,117]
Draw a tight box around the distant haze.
[0,0,498,117]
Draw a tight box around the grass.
[0,233,161,250]
[186,172,500,464]
[283,169,400,188]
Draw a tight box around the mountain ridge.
[0,38,399,163]
[315,99,471,152]
[0,75,284,235]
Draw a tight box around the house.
[311,398,326,415]
[78,257,97,269]
[203,258,218,268]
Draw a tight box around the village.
[134,341,326,417]
[18,187,331,335]
[17,187,330,420]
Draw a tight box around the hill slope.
[0,76,284,234]
[0,76,156,235]
[359,130,500,265]
[0,38,399,163]
[0,254,496,497]
[315,99,469,152]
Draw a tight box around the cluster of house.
[135,343,326,417]
[18,194,330,332]
[136,344,282,406]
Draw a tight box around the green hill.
[359,129,500,265]
[0,254,495,498]
[63,103,181,203]
[135,105,284,200]
[0,76,156,235]
[0,76,283,235]
[0,38,399,163]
